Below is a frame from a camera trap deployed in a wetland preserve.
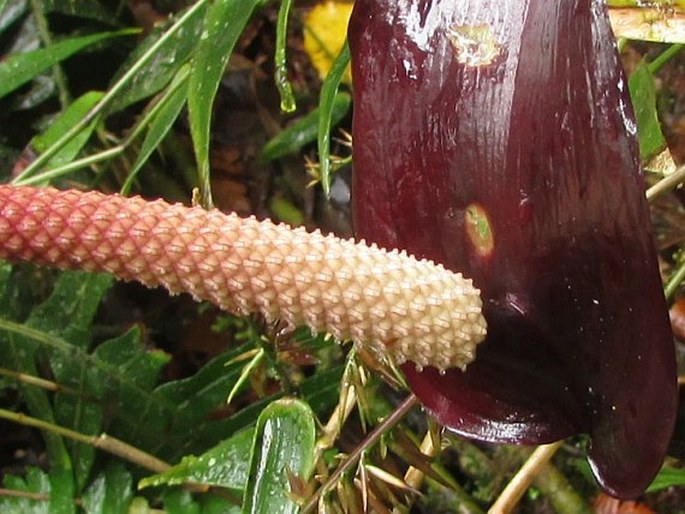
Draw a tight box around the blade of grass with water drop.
[275,0,296,113]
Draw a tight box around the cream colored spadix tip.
[0,185,488,371]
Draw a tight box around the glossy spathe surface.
[350,0,677,498]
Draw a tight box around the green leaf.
[318,42,351,196]
[47,468,76,514]
[269,197,305,226]
[647,466,685,492]
[0,271,112,487]
[85,326,171,453]
[628,60,667,162]
[187,0,261,207]
[0,269,170,473]
[139,427,254,491]
[149,345,254,456]
[243,398,316,514]
[90,327,170,394]
[163,490,201,514]
[41,0,115,24]
[259,92,351,163]
[0,466,74,514]
[30,272,112,491]
[122,66,190,194]
[31,91,104,172]
[162,489,240,514]
[190,365,342,448]
[27,271,112,348]
[107,5,205,114]
[0,466,51,514]
[81,462,134,514]
[0,30,137,99]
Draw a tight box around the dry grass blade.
[488,441,564,514]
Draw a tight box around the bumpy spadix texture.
[0,185,486,371]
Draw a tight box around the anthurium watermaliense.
[349,0,678,499]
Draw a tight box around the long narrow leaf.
[122,67,190,195]
[318,42,350,197]
[259,92,351,163]
[106,5,205,114]
[187,0,261,208]
[31,91,104,173]
[0,30,137,99]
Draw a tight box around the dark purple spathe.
[350,0,677,499]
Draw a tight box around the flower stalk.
[0,185,486,372]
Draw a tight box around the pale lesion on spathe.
[446,23,501,67]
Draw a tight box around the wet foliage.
[0,0,685,512]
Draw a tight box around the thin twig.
[0,367,81,396]
[488,441,564,514]
[0,488,50,502]
[646,165,685,201]
[0,408,170,473]
[301,394,420,514]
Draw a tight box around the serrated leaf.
[153,345,249,422]
[90,327,170,395]
[0,466,51,514]
[243,398,316,514]
[26,271,112,346]
[29,272,112,491]
[259,92,351,163]
[0,271,112,487]
[0,466,74,514]
[187,0,261,207]
[139,427,254,491]
[30,91,104,172]
[0,30,136,99]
